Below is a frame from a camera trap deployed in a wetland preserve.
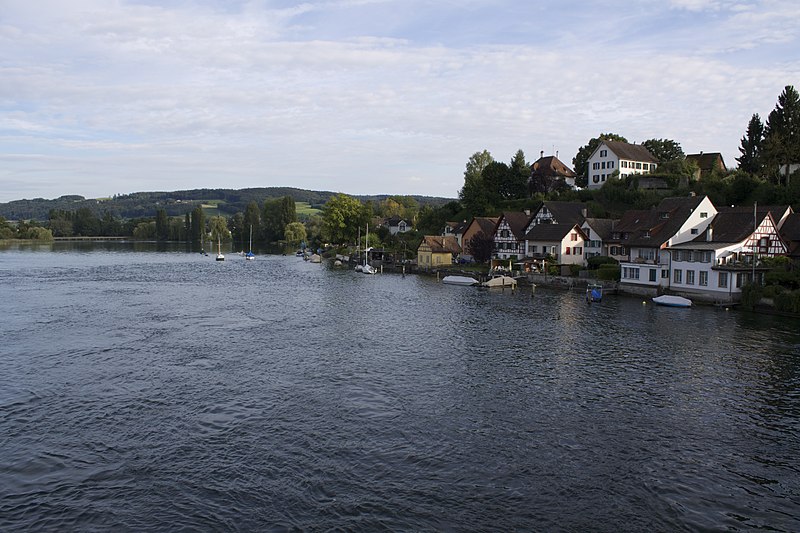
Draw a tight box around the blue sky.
[1,0,798,202]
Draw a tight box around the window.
[566,247,571,255]
[602,162,606,169]
[703,251,712,263]
[584,229,591,238]
[661,269,669,278]
[759,237,769,253]
[674,269,682,283]
[593,162,600,170]
[593,175,600,183]
[691,228,698,235]
[699,271,708,286]
[600,149,607,157]
[687,270,695,285]
[718,271,728,288]
[602,174,606,181]
[609,161,615,169]
[700,212,708,218]
[649,269,657,282]
[673,250,683,261]
[575,247,582,255]
[636,162,642,169]
[571,233,578,241]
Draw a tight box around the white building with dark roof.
[586,140,658,189]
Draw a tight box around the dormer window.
[643,230,651,238]
[660,212,669,219]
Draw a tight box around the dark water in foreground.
[1,243,800,531]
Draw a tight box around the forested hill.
[0,187,455,221]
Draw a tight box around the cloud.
[0,0,798,202]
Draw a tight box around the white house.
[586,140,658,189]
[524,223,588,266]
[580,218,622,261]
[614,195,717,291]
[666,207,788,302]
[387,216,411,236]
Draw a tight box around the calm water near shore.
[1,242,799,531]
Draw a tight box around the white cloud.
[0,0,798,202]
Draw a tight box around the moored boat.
[442,275,479,286]
[483,275,516,288]
[652,295,692,307]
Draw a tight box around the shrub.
[774,290,800,314]
[740,283,763,310]
[596,264,620,281]
[587,255,619,270]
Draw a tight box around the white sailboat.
[245,225,255,260]
[361,223,376,274]
[216,236,225,261]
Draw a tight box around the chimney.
[540,150,544,159]
[581,208,587,218]
[706,226,713,241]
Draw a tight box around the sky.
[1,0,799,203]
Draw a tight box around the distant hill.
[0,187,456,221]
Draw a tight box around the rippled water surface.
[2,243,800,531]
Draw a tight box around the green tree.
[263,196,297,243]
[190,205,205,242]
[507,149,531,199]
[284,221,307,249]
[481,161,512,205]
[73,207,101,236]
[321,193,367,244]
[25,226,54,241]
[641,138,684,163]
[208,216,229,243]
[243,201,261,242]
[467,231,494,263]
[459,150,494,216]
[155,208,169,241]
[229,212,245,250]
[573,133,628,187]
[737,113,765,175]
[133,221,156,239]
[763,85,800,186]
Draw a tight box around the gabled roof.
[466,216,499,236]
[444,219,468,234]
[420,235,461,254]
[614,195,706,247]
[387,215,409,226]
[530,155,576,178]
[780,213,800,257]
[686,152,726,172]
[497,212,533,240]
[693,210,770,243]
[525,223,586,242]
[601,140,658,163]
[582,218,617,240]
[540,201,586,225]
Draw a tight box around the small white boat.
[652,295,692,307]
[215,237,225,261]
[442,275,479,286]
[483,275,517,288]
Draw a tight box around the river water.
[1,243,799,531]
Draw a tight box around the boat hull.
[652,295,692,307]
[442,275,478,286]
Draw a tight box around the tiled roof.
[525,223,582,242]
[474,216,499,235]
[542,201,586,225]
[686,152,726,172]
[614,196,705,247]
[693,211,766,243]
[499,211,533,240]
[530,156,576,178]
[603,140,658,163]
[583,218,617,240]
[421,235,461,254]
